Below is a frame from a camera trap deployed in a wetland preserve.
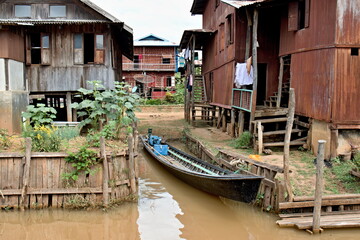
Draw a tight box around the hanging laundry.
[234,63,253,88]
[186,74,193,92]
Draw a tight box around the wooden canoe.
[141,135,263,203]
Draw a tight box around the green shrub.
[0,129,11,150]
[234,131,252,148]
[144,98,163,105]
[22,104,57,127]
[63,147,99,181]
[55,126,80,140]
[353,151,360,169]
[23,125,61,152]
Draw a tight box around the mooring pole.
[312,140,326,234]
[20,137,32,210]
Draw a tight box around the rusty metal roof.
[221,0,269,9]
[179,29,215,49]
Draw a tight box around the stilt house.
[122,34,178,99]
[0,0,133,133]
[180,0,360,158]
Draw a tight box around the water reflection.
[0,147,359,240]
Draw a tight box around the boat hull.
[141,136,263,203]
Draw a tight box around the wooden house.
[0,0,133,133]
[180,0,360,158]
[122,34,178,99]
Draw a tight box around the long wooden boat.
[141,134,263,203]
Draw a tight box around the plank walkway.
[277,212,360,230]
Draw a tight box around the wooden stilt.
[283,88,295,202]
[20,138,31,210]
[222,109,227,132]
[258,122,263,154]
[276,57,284,108]
[128,134,136,194]
[66,92,73,122]
[312,140,326,234]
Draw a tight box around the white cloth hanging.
[234,63,253,88]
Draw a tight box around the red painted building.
[122,34,178,99]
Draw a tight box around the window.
[74,34,83,64]
[15,5,31,18]
[50,5,66,18]
[166,76,172,87]
[133,55,140,69]
[226,14,234,45]
[288,0,310,31]
[351,48,359,56]
[27,33,51,65]
[162,57,171,64]
[219,23,225,52]
[82,33,105,64]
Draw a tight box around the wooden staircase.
[190,75,216,126]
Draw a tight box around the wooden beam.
[283,88,295,202]
[128,133,136,194]
[330,129,338,159]
[257,121,263,154]
[276,57,284,108]
[249,8,258,133]
[238,110,245,136]
[279,198,360,209]
[245,8,252,60]
[294,194,360,202]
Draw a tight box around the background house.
[122,34,178,99]
[0,0,133,133]
[181,0,360,158]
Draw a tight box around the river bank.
[136,105,360,197]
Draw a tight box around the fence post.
[128,133,136,194]
[312,140,326,234]
[20,137,32,210]
[100,136,109,206]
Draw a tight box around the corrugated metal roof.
[0,19,110,25]
[179,29,215,49]
[221,0,269,9]
[134,34,178,47]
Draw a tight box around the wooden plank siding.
[290,49,334,122]
[0,30,25,62]
[332,48,360,124]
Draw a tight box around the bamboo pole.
[128,133,136,194]
[100,136,109,206]
[312,140,326,234]
[283,88,295,201]
[249,8,258,133]
[20,137,31,210]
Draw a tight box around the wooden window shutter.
[94,34,105,64]
[288,1,299,31]
[74,33,84,65]
[41,33,51,65]
[304,0,310,28]
[25,35,31,65]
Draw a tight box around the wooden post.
[249,8,259,133]
[312,140,326,234]
[245,8,252,60]
[330,129,338,160]
[238,110,245,136]
[133,126,139,179]
[20,137,31,210]
[230,109,235,137]
[66,92,73,122]
[100,136,109,206]
[128,133,137,194]
[222,109,227,132]
[283,88,295,201]
[276,57,284,108]
[258,121,263,154]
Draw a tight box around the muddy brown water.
[0,148,359,240]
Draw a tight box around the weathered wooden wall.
[0,151,135,209]
[0,0,106,20]
[0,30,25,62]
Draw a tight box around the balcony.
[123,54,176,71]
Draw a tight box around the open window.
[288,0,310,31]
[166,76,172,87]
[226,14,234,46]
[82,33,105,64]
[162,55,171,64]
[26,33,51,65]
[133,55,140,69]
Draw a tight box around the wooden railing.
[232,88,253,112]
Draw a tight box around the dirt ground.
[136,105,359,196]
